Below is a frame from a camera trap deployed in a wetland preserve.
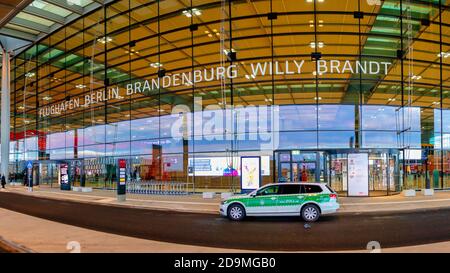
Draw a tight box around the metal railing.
[126,181,194,195]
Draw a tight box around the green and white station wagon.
[220,183,340,222]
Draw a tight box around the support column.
[1,49,11,182]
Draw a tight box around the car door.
[245,185,280,215]
[276,184,304,215]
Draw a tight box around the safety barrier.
[126,181,194,195]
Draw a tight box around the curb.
[0,236,35,253]
[2,189,450,216]
[336,206,450,216]
[3,190,218,215]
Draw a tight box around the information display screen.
[188,156,270,177]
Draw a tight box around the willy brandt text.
[39,59,391,118]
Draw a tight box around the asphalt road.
[0,191,449,251]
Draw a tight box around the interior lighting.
[312,71,323,76]
[310,41,324,48]
[437,52,449,58]
[309,20,324,27]
[150,62,163,68]
[97,37,113,44]
[223,48,236,55]
[182,8,201,17]
[31,0,46,9]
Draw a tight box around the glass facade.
[4,0,450,195]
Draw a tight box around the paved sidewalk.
[0,208,448,253]
[2,185,450,215]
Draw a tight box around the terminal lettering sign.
[38,59,391,118]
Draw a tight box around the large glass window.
[7,0,449,192]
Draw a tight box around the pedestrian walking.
[1,175,6,189]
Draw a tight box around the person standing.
[301,166,308,182]
[1,175,6,189]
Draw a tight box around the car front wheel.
[227,203,246,221]
[301,204,320,222]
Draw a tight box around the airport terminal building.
[0,0,449,197]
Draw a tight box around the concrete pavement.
[1,185,449,253]
[0,190,449,252]
[0,208,449,253]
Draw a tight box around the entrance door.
[297,162,317,182]
[327,150,400,196]
[279,162,291,182]
[40,162,58,187]
[368,151,400,196]
[329,153,348,194]
[276,151,321,183]
[32,164,39,186]
[69,160,83,187]
[292,163,299,182]
[369,153,388,195]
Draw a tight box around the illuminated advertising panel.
[348,153,369,196]
[241,157,261,192]
[60,163,70,191]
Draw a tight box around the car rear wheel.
[301,204,320,222]
[228,204,246,221]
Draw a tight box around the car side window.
[301,185,323,194]
[278,185,301,195]
[257,186,279,196]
